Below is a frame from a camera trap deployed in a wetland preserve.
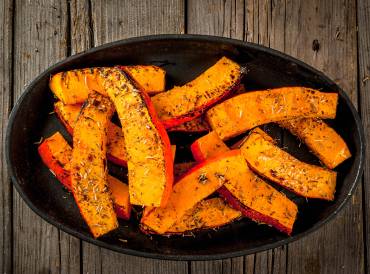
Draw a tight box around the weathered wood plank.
[99,248,188,274]
[12,0,68,273]
[187,0,244,39]
[59,232,80,274]
[187,1,244,272]
[357,0,370,272]
[284,0,365,273]
[80,1,187,273]
[245,0,271,45]
[70,0,93,53]
[0,0,13,273]
[82,242,102,274]
[244,255,255,274]
[91,0,185,46]
[189,257,244,274]
[269,2,291,273]
[246,0,273,271]
[253,250,273,274]
[55,1,94,273]
[188,0,289,272]
[252,246,287,274]
[244,1,289,273]
[190,260,223,274]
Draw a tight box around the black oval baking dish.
[6,34,365,260]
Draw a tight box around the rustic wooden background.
[0,0,369,273]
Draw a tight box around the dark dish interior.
[6,36,364,260]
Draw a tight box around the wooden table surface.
[0,0,369,273]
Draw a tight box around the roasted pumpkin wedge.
[231,127,276,149]
[166,198,242,234]
[142,161,197,221]
[191,131,229,162]
[38,132,72,188]
[49,66,166,104]
[50,69,90,105]
[54,101,176,167]
[38,132,131,220]
[122,65,165,95]
[168,117,210,133]
[70,92,118,238]
[151,57,242,128]
[140,150,241,234]
[217,183,297,235]
[240,128,337,200]
[54,101,128,166]
[206,87,338,140]
[167,84,246,133]
[278,118,351,169]
[108,176,131,220]
[53,102,80,134]
[191,131,297,235]
[100,67,173,207]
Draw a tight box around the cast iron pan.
[6,35,365,260]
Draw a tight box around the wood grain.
[187,1,245,273]
[91,0,185,46]
[187,0,244,39]
[357,0,370,273]
[187,1,286,272]
[12,0,68,273]
[78,1,188,273]
[0,0,13,273]
[187,0,288,272]
[188,1,365,274]
[245,1,289,272]
[284,0,365,273]
[2,0,368,273]
[59,232,80,274]
[70,0,93,53]
[99,248,188,274]
[245,0,271,45]
[82,242,102,274]
[55,1,94,273]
